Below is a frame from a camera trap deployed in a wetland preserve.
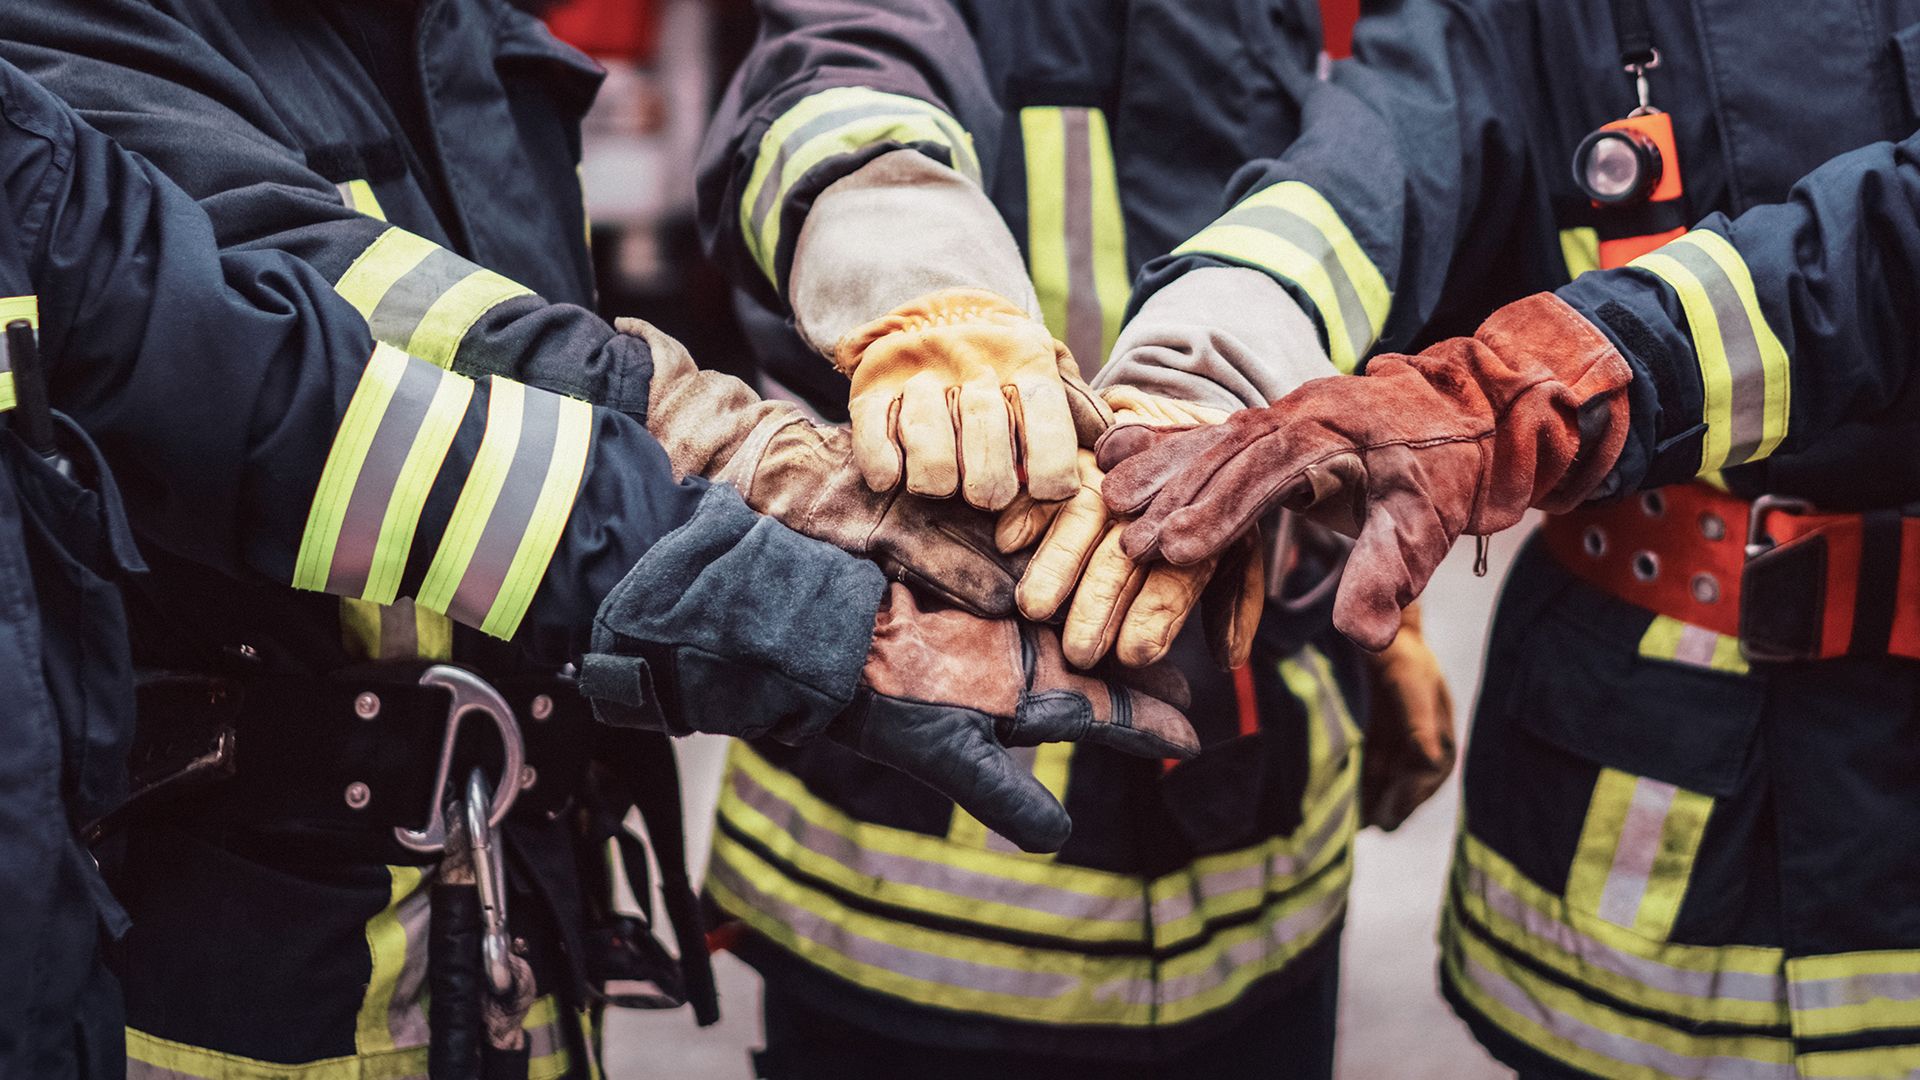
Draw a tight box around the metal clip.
[1744,494,1814,560]
[394,665,525,853]
[465,767,515,997]
[1625,49,1662,116]
[1473,535,1491,577]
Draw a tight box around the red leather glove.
[1098,293,1632,649]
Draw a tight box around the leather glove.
[620,316,1018,617]
[1099,293,1633,650]
[830,584,1199,853]
[835,288,1111,510]
[1359,602,1456,830]
[996,387,1262,670]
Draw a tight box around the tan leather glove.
[619,316,1018,617]
[995,387,1263,670]
[835,288,1110,510]
[1359,602,1456,830]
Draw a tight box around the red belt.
[1540,483,1920,663]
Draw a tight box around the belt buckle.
[1740,495,1818,663]
[1744,494,1813,559]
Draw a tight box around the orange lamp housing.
[1577,111,1686,268]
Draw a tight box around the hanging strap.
[1609,0,1657,68]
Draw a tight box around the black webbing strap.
[614,730,722,1026]
[1850,509,1903,658]
[1609,0,1657,68]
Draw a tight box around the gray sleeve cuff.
[580,485,886,743]
[1092,266,1338,410]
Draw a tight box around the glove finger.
[1092,424,1215,511]
[849,393,906,494]
[1062,523,1149,668]
[1014,376,1081,503]
[877,507,1021,617]
[1054,342,1113,445]
[1014,462,1109,621]
[1146,436,1325,565]
[995,491,1065,554]
[1331,493,1450,652]
[1018,625,1200,758]
[958,376,1019,510]
[949,738,1074,853]
[899,372,960,499]
[1090,654,1192,711]
[1114,557,1212,669]
[1202,533,1266,670]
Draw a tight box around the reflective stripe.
[337,179,389,222]
[128,1030,428,1080]
[335,227,535,370]
[340,596,454,662]
[1638,615,1750,675]
[1149,857,1350,1024]
[1021,106,1130,375]
[1444,911,1798,1080]
[0,294,38,413]
[1561,227,1602,280]
[1789,951,1920,1040]
[1566,770,1713,941]
[1799,1042,1920,1079]
[1173,181,1390,374]
[1279,645,1361,802]
[417,378,592,639]
[292,344,472,603]
[522,995,575,1080]
[740,87,980,284]
[1631,230,1792,474]
[1451,831,1788,1027]
[357,865,431,1055]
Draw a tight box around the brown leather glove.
[832,584,1199,852]
[996,387,1262,670]
[835,288,1111,509]
[1099,293,1632,649]
[1359,602,1456,830]
[619,316,1018,617]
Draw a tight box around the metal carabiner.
[394,665,526,854]
[464,767,516,997]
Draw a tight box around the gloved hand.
[830,584,1199,852]
[1099,293,1633,650]
[1359,602,1456,830]
[835,288,1110,510]
[996,387,1262,670]
[619,316,1018,617]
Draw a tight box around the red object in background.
[546,0,660,62]
[1320,0,1359,60]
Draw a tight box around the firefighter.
[1095,1,1920,1075]
[0,9,1200,1078]
[694,2,1455,1075]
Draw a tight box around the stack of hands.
[727,285,1463,851]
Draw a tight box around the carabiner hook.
[394,665,526,854]
[465,767,516,997]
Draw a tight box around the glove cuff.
[832,287,1038,376]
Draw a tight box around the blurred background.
[537,0,1518,1072]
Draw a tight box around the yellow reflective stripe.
[1020,106,1131,373]
[1632,230,1792,474]
[522,995,574,1080]
[1638,614,1751,675]
[334,227,535,372]
[1444,907,1797,1080]
[0,295,37,415]
[291,345,472,601]
[406,269,535,371]
[128,1029,429,1080]
[356,865,427,1056]
[1561,227,1602,280]
[1452,831,1788,1028]
[1799,1043,1920,1079]
[1566,769,1713,941]
[740,86,979,284]
[0,372,13,414]
[337,179,389,222]
[339,597,455,662]
[1279,644,1361,801]
[1154,854,1352,1025]
[337,229,437,322]
[1175,181,1389,374]
[1021,107,1069,351]
[1787,951,1920,1040]
[417,379,592,639]
[708,831,1155,1026]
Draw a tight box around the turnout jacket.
[1137,2,1920,1077]
[698,0,1364,1059]
[0,4,888,1076]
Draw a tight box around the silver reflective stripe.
[367,246,482,351]
[1673,623,1722,668]
[1149,792,1351,927]
[1154,886,1348,1006]
[1791,971,1920,1012]
[387,877,433,1049]
[729,763,1143,928]
[525,1013,563,1060]
[325,357,447,596]
[443,384,561,627]
[748,102,936,241]
[1463,865,1783,1004]
[1460,955,1799,1080]
[1223,204,1374,368]
[708,858,1084,999]
[1595,778,1679,929]
[1060,108,1104,377]
[1658,241,1772,467]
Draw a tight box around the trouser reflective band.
[1021,105,1130,377]
[1565,769,1712,942]
[0,294,34,413]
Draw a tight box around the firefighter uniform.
[1132,1,1920,1075]
[696,0,1368,1069]
[0,5,898,1077]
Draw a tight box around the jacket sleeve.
[1557,130,1920,496]
[1,62,882,727]
[694,0,1001,301]
[1131,0,1554,374]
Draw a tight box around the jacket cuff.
[580,485,885,743]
